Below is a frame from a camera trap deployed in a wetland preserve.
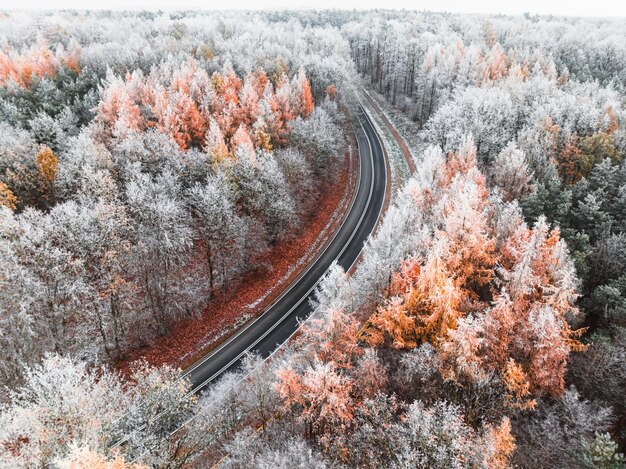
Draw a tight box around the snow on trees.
[2,8,626,469]
[0,10,351,393]
[187,174,247,291]
[35,145,58,202]
[0,34,75,88]
[289,105,343,174]
[125,168,198,334]
[0,355,194,467]
[490,142,535,202]
[361,138,584,402]
[93,59,317,155]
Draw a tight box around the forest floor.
[116,138,359,374]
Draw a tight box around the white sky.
[0,0,623,18]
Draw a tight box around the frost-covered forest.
[0,10,349,379]
[2,8,626,469]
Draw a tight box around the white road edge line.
[180,114,365,381]
[113,103,388,453]
[189,103,379,393]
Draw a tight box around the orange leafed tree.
[294,68,314,118]
[114,91,144,137]
[58,445,148,469]
[96,77,144,140]
[231,124,256,162]
[252,70,269,96]
[302,308,362,367]
[363,253,463,348]
[485,418,516,469]
[63,43,82,74]
[221,66,242,106]
[363,138,584,400]
[58,39,82,74]
[35,146,58,201]
[237,76,261,126]
[270,75,295,143]
[0,182,17,211]
[0,51,18,85]
[363,139,495,348]
[207,64,242,121]
[168,92,207,149]
[485,218,585,396]
[205,118,231,169]
[440,217,585,399]
[0,36,76,88]
[253,120,273,152]
[557,133,585,185]
[482,44,509,83]
[275,307,363,441]
[275,360,355,441]
[93,60,316,156]
[501,359,536,410]
[440,176,496,292]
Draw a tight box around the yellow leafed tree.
[0,182,17,210]
[35,145,58,200]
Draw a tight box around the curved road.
[183,104,387,393]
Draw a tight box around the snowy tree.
[232,150,296,243]
[490,142,535,202]
[188,173,247,291]
[289,106,342,175]
[0,355,194,468]
[125,167,197,334]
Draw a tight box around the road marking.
[111,104,388,453]
[189,105,379,393]
[180,119,365,381]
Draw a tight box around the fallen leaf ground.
[116,141,358,374]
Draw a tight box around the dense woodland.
[1,9,626,469]
[0,10,348,384]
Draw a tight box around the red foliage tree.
[275,360,355,441]
[294,68,314,118]
[364,139,495,347]
[205,118,231,168]
[363,138,584,400]
[231,124,255,162]
[237,77,261,126]
[93,61,314,155]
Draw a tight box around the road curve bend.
[184,105,387,393]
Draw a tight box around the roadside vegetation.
[2,9,626,468]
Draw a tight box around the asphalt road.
[183,105,387,393]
